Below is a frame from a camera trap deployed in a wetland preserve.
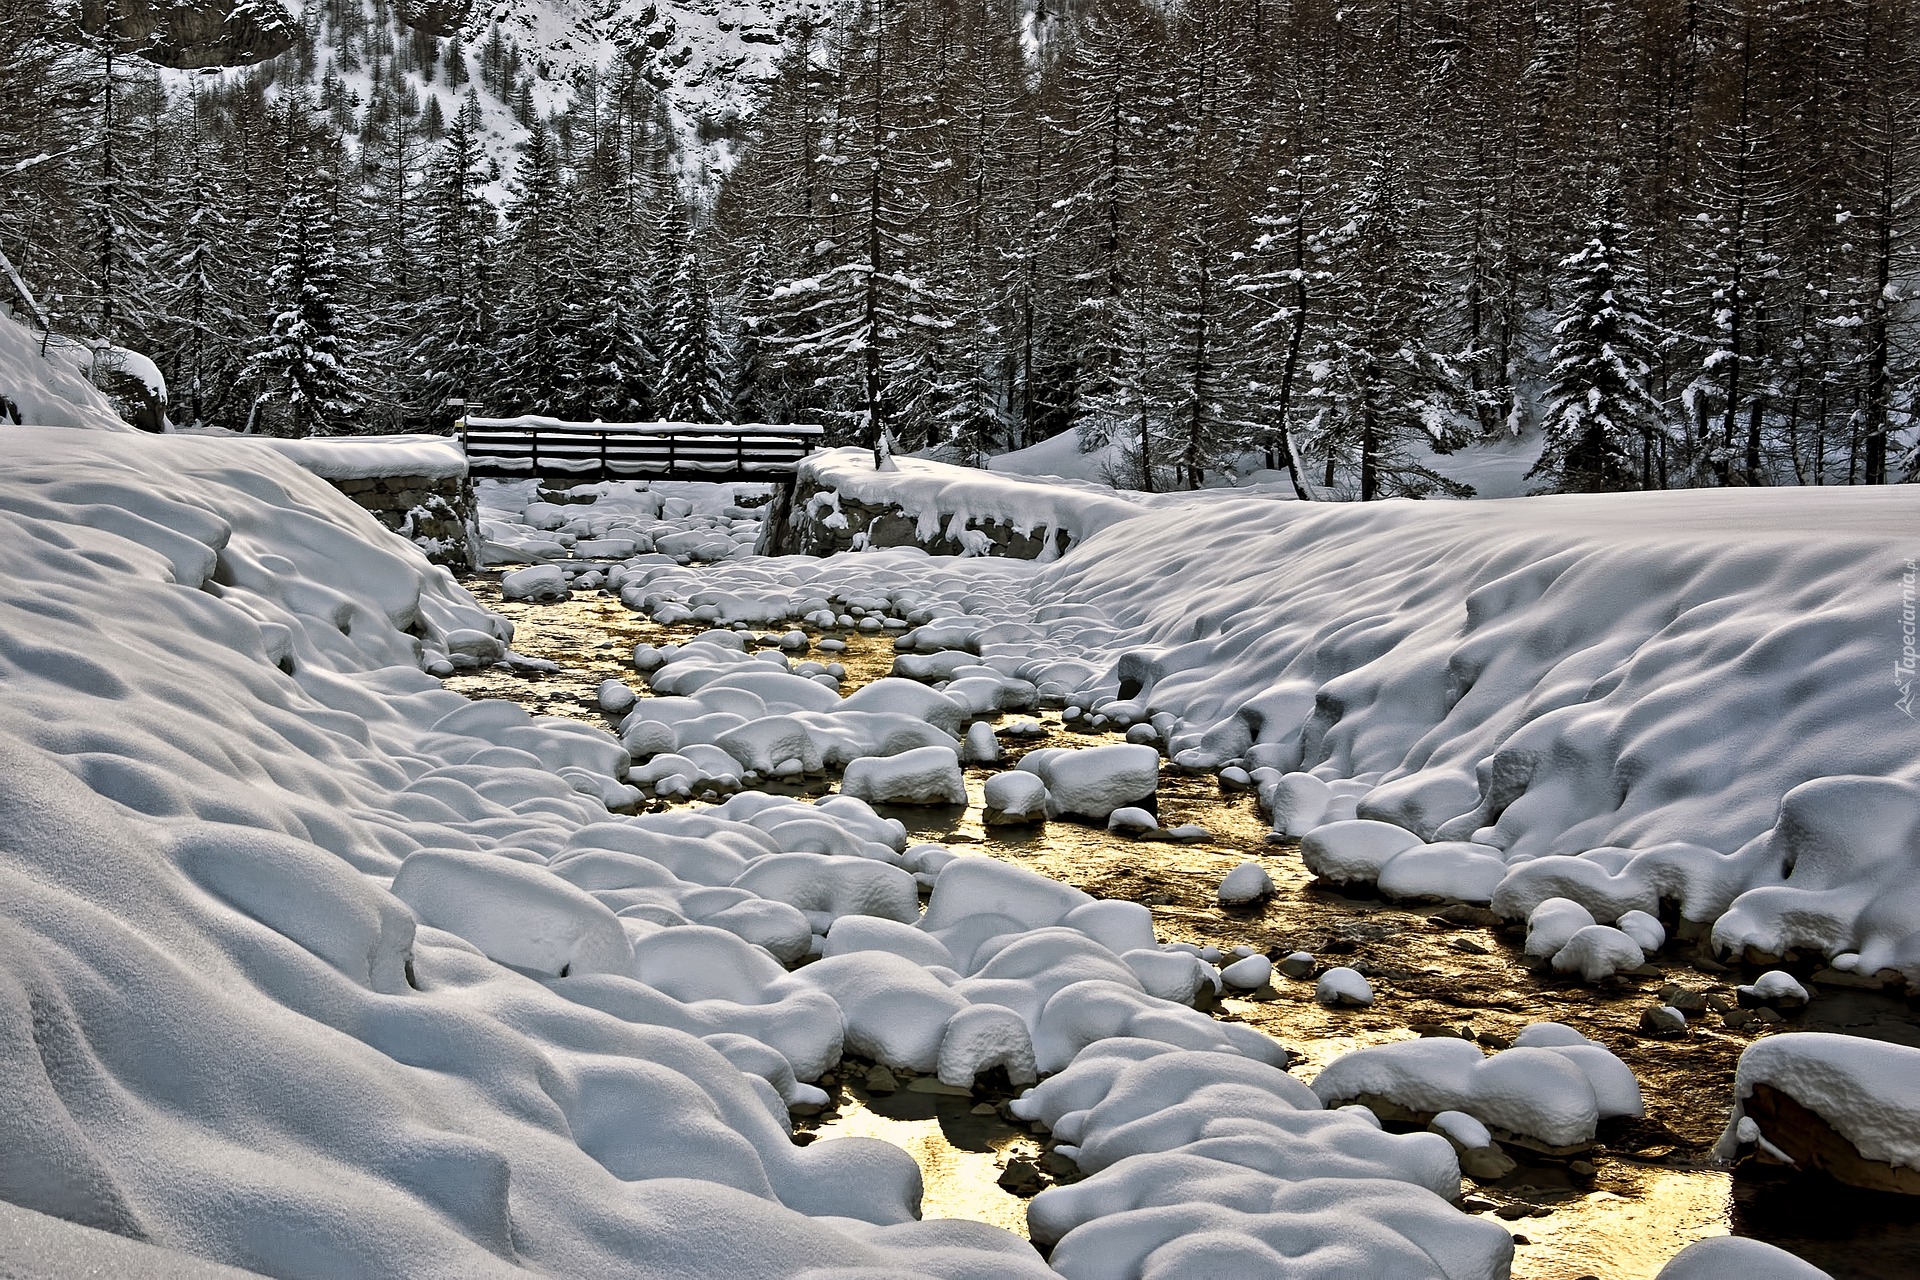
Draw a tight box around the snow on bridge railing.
[457,416,826,482]
[462,416,825,437]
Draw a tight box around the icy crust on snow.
[801,447,1144,553]
[0,430,1084,1277]
[1715,1033,1920,1172]
[249,433,470,481]
[1017,487,1920,979]
[0,312,134,431]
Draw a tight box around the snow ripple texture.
[0,432,1515,1278]
[0,432,1059,1277]
[1019,487,1920,982]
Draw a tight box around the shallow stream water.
[450,575,1920,1278]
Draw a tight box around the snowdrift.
[0,431,1057,1278]
[1,430,1501,1278]
[1031,487,1920,976]
[0,313,133,431]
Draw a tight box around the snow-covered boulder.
[1715,1033,1920,1195]
[1217,861,1273,906]
[1549,924,1647,982]
[840,745,966,806]
[1655,1236,1834,1280]
[1312,1030,1642,1151]
[1018,744,1160,822]
[983,771,1048,825]
[501,563,569,601]
[1314,967,1374,1007]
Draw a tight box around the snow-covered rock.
[1738,970,1811,1008]
[500,563,570,601]
[982,771,1048,825]
[1216,861,1274,906]
[1549,924,1647,982]
[1314,967,1374,1007]
[1312,1030,1642,1150]
[1219,954,1273,991]
[1017,744,1160,821]
[1715,1033,1920,1194]
[1655,1236,1834,1279]
[839,745,966,806]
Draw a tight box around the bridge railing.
[459,417,826,482]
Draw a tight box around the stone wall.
[326,473,479,571]
[772,476,1071,560]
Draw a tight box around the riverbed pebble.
[1316,967,1375,1007]
[1217,861,1274,906]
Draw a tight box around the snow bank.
[0,429,1077,1277]
[1024,486,1920,979]
[0,313,131,430]
[802,447,1144,552]
[248,433,470,481]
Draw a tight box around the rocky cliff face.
[81,0,299,69]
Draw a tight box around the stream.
[448,576,1920,1279]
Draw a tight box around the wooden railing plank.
[457,419,821,484]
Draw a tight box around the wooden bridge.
[458,416,825,483]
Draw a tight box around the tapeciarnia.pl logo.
[1900,558,1917,719]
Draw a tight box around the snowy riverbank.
[4,427,1912,1278]
[0,433,1515,1276]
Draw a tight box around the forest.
[2,0,1916,496]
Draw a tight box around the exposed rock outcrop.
[82,0,298,69]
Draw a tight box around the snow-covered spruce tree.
[1161,1,1263,489]
[1305,152,1476,500]
[153,94,248,429]
[565,180,652,422]
[1046,0,1174,487]
[76,2,166,345]
[1677,21,1794,487]
[412,94,499,419]
[491,121,575,416]
[727,250,780,424]
[1227,132,1335,499]
[655,247,729,423]
[353,82,432,433]
[1529,191,1670,491]
[244,155,360,436]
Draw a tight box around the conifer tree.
[1531,191,1670,490]
[244,157,359,435]
[656,247,728,422]
[493,121,574,414]
[414,95,498,416]
[1306,153,1475,499]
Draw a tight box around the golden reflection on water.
[815,1094,1041,1238]
[1511,1167,1730,1280]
